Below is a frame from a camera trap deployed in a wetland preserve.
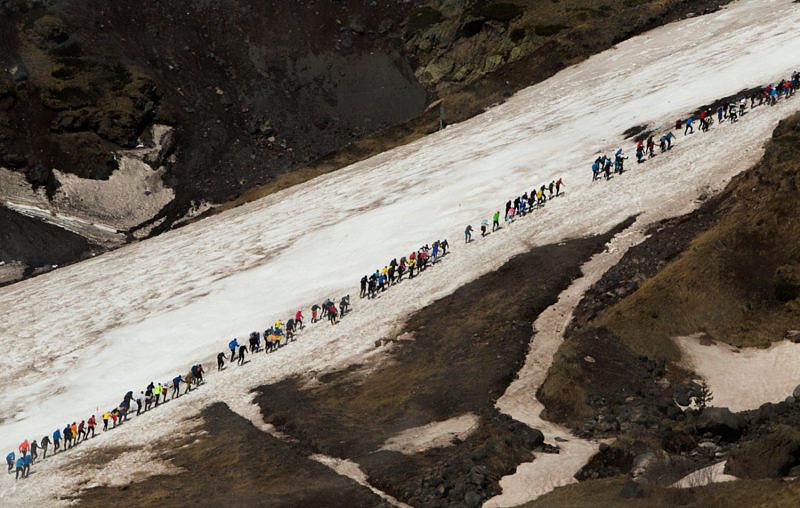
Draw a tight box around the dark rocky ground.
[533,112,800,501]
[1,0,731,282]
[77,402,382,507]
[0,204,95,282]
[253,220,630,507]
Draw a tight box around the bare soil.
[77,402,382,507]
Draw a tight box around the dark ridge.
[0,205,94,274]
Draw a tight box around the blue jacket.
[6,452,13,464]
[53,429,61,441]
[23,455,31,465]
[228,339,238,350]
[15,457,23,469]
[173,376,184,385]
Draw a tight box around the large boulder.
[725,425,800,478]
[694,407,745,441]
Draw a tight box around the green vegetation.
[691,380,713,411]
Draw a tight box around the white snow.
[379,413,480,454]
[485,226,647,507]
[670,461,737,489]
[676,336,800,412]
[1,0,800,503]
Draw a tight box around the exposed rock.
[424,58,455,82]
[464,489,482,507]
[575,445,634,481]
[631,452,655,478]
[725,424,800,478]
[695,407,745,441]
[482,54,505,74]
[784,330,800,342]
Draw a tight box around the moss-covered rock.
[482,54,505,74]
[424,58,455,82]
[726,425,800,478]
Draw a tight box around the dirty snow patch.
[670,461,737,489]
[379,413,480,454]
[676,336,800,412]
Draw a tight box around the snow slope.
[1,0,800,500]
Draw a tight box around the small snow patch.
[676,335,800,412]
[670,461,737,489]
[379,413,479,454]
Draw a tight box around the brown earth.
[522,475,800,508]
[530,113,800,497]
[77,402,382,507]
[540,111,800,428]
[253,218,632,507]
[600,111,800,356]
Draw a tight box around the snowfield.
[2,0,800,504]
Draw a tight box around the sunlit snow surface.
[1,0,800,491]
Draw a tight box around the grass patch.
[726,424,800,479]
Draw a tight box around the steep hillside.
[0,0,729,283]
[0,204,94,282]
[535,111,800,500]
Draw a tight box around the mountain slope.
[1,0,731,283]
